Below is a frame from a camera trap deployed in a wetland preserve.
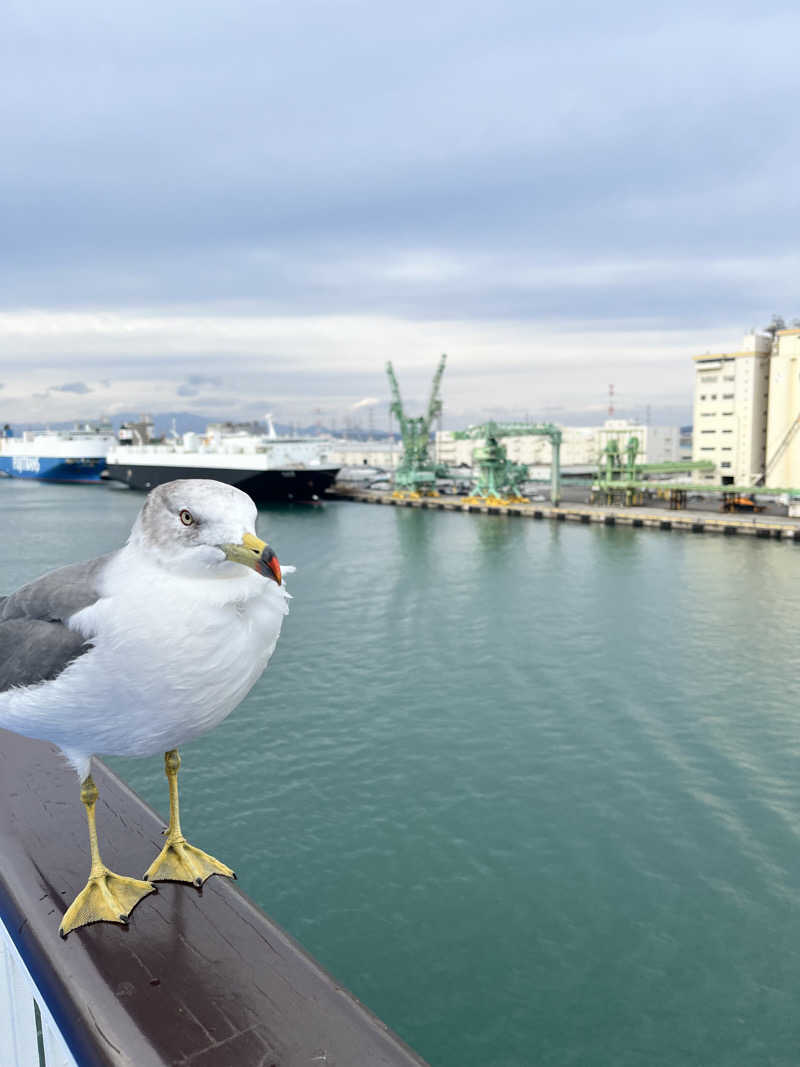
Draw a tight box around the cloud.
[51,381,92,394]
[0,0,798,429]
[0,307,755,426]
[177,372,223,397]
[351,397,380,410]
[0,1,798,323]
[186,373,222,387]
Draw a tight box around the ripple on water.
[3,486,800,1067]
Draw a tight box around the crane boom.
[384,356,449,496]
[453,420,562,444]
[424,354,447,432]
[385,362,405,429]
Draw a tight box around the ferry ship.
[105,416,340,501]
[0,423,115,483]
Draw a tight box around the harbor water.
[2,479,800,1066]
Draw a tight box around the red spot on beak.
[260,548,282,585]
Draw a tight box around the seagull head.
[129,479,282,583]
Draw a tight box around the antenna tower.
[608,384,615,418]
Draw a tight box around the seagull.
[0,479,288,936]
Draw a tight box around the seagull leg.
[144,749,235,887]
[59,775,157,937]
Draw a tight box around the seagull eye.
[179,509,195,526]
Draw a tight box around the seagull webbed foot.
[60,773,157,937]
[60,867,156,937]
[145,834,235,886]
[145,748,236,887]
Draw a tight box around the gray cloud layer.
[4,1,799,315]
[2,0,798,422]
[50,381,93,394]
[177,373,223,396]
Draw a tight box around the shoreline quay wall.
[329,489,800,542]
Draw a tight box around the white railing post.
[0,922,78,1067]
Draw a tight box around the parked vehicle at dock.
[720,495,766,513]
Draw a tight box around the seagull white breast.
[0,479,291,779]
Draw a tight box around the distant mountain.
[3,412,401,442]
[3,412,220,436]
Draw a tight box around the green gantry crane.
[592,435,714,506]
[386,354,448,497]
[452,421,564,505]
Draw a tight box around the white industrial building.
[327,324,800,491]
[691,331,772,485]
[433,433,474,468]
[595,420,680,464]
[439,431,563,469]
[436,420,678,469]
[765,328,800,489]
[326,416,692,483]
[435,428,588,469]
[326,423,682,476]
[326,439,401,470]
[502,427,598,467]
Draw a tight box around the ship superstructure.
[0,423,115,483]
[105,415,340,501]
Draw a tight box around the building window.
[699,394,706,400]
[720,462,732,468]
[700,430,716,434]
[722,393,734,398]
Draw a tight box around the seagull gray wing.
[0,554,114,693]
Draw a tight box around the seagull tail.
[0,690,87,780]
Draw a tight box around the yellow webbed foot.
[59,867,157,937]
[144,835,235,887]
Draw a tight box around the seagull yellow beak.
[220,532,282,583]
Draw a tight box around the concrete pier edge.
[329,488,800,541]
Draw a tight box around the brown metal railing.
[0,729,429,1067]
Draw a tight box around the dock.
[330,488,800,541]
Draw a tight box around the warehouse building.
[765,328,800,489]
[691,331,771,485]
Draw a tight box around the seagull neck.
[107,543,266,604]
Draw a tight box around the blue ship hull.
[0,456,107,483]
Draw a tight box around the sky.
[2,0,799,427]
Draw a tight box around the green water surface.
[2,480,800,1067]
